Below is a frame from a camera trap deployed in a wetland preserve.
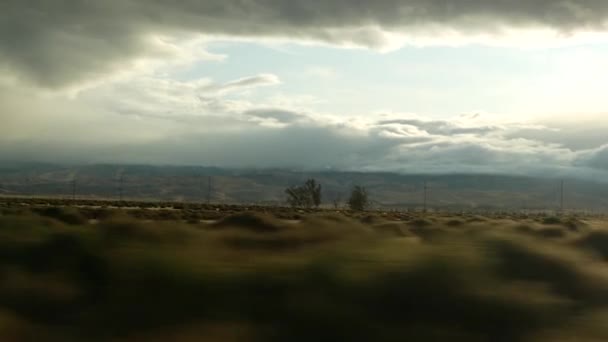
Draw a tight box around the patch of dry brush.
[1,209,608,341]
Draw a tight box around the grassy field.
[1,202,608,341]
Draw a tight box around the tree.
[285,178,322,209]
[348,185,369,211]
[285,185,312,208]
[304,179,322,208]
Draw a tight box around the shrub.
[541,216,561,225]
[35,207,87,225]
[576,231,608,261]
[211,213,284,233]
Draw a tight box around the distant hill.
[0,162,607,212]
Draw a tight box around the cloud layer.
[1,72,605,178]
[4,1,608,87]
[2,1,608,178]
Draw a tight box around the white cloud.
[216,74,281,94]
[76,72,284,122]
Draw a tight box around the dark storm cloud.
[576,145,608,170]
[0,123,400,170]
[3,0,608,87]
[0,122,576,176]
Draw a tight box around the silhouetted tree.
[348,185,369,211]
[304,179,322,208]
[285,185,312,208]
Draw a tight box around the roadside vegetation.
[1,205,608,341]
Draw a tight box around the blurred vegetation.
[285,179,322,209]
[348,185,370,211]
[0,205,608,341]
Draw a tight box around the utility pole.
[423,181,428,213]
[199,174,204,203]
[71,179,76,201]
[119,174,124,202]
[207,176,212,205]
[560,180,565,214]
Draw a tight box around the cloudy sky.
[2,1,608,177]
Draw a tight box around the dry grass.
[0,207,608,341]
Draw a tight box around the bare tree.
[304,179,322,208]
[285,178,322,209]
[285,185,312,208]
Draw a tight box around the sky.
[2,1,608,177]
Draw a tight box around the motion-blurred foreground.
[1,206,608,341]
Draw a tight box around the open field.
[2,202,608,341]
[1,196,605,222]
